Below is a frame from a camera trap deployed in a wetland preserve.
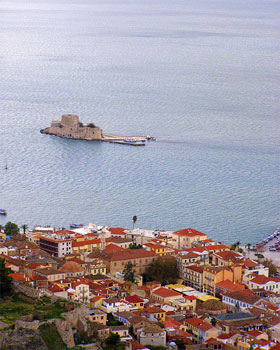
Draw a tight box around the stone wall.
[13,282,40,298]
[45,114,103,140]
[15,320,40,331]
[0,329,48,350]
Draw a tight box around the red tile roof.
[72,281,89,288]
[104,243,125,253]
[108,249,157,261]
[9,273,28,281]
[72,239,101,247]
[48,285,64,293]
[141,306,165,314]
[131,341,148,350]
[67,257,86,265]
[54,229,75,235]
[125,295,144,303]
[214,250,242,261]
[163,320,183,328]
[184,317,214,332]
[144,243,167,250]
[216,280,245,292]
[183,295,196,300]
[238,259,258,268]
[184,265,204,273]
[152,287,181,298]
[109,227,127,235]
[90,295,103,302]
[85,233,98,238]
[173,228,207,237]
[25,262,45,270]
[217,332,236,339]
[245,330,263,337]
[59,261,84,273]
[250,274,280,285]
[204,244,229,251]
[30,274,48,281]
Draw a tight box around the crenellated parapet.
[41,114,103,140]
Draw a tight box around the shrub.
[87,123,95,128]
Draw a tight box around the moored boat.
[70,223,84,228]
[0,209,7,215]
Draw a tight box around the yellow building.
[144,243,168,256]
[140,307,166,322]
[0,232,6,241]
[72,281,90,305]
[72,239,101,254]
[90,295,104,309]
[236,340,251,350]
[203,265,242,296]
[89,259,107,275]
[172,228,207,249]
[124,295,145,309]
[170,295,197,312]
[86,309,107,325]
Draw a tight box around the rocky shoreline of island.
[40,114,156,145]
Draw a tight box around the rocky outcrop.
[62,303,89,328]
[41,114,103,140]
[0,304,91,350]
[15,320,40,331]
[54,319,75,349]
[1,329,48,350]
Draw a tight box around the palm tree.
[132,215,137,230]
[21,224,28,234]
[247,243,251,250]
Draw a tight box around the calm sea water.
[0,0,279,244]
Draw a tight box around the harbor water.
[0,0,279,244]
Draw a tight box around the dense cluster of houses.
[1,224,280,349]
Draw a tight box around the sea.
[0,0,279,245]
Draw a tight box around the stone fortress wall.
[44,114,103,140]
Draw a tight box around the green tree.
[107,313,123,326]
[175,339,186,350]
[129,243,142,249]
[104,333,124,350]
[132,215,137,229]
[262,258,277,275]
[87,123,96,128]
[145,257,178,284]
[0,258,12,298]
[21,224,28,234]
[123,261,137,284]
[4,221,19,236]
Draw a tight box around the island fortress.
[41,114,104,140]
[41,114,156,145]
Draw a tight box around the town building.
[89,249,157,274]
[171,228,207,249]
[249,275,280,292]
[39,235,72,257]
[183,317,220,343]
[138,324,166,347]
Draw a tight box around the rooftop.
[250,274,280,285]
[152,287,181,298]
[59,261,84,273]
[173,228,207,237]
[216,312,256,322]
[184,317,214,332]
